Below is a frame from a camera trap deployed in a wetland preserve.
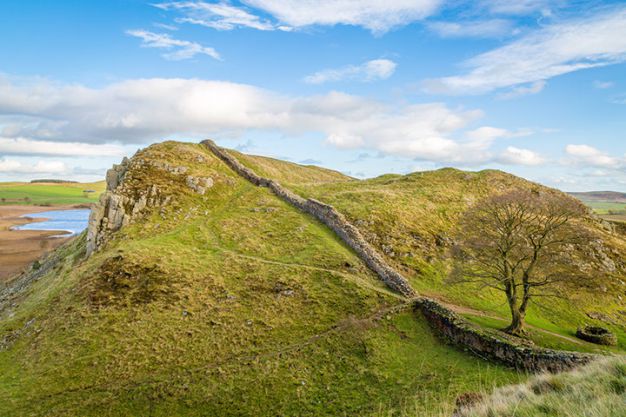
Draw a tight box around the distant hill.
[569,191,626,202]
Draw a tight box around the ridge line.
[201,139,416,298]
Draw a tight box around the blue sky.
[0,0,625,191]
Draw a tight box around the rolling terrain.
[0,141,624,416]
[0,181,106,206]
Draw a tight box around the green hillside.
[0,142,522,416]
[0,141,623,416]
[281,167,626,352]
[0,181,106,205]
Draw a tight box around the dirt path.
[0,205,78,283]
[216,246,404,300]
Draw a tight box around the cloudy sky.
[1,0,625,191]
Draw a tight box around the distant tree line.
[30,179,78,183]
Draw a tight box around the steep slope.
[283,168,626,352]
[229,151,625,352]
[0,142,522,417]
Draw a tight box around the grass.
[463,314,619,354]
[584,201,626,215]
[0,181,106,206]
[455,356,626,417]
[0,142,524,416]
[277,166,626,354]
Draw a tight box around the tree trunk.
[504,307,525,335]
[504,290,526,335]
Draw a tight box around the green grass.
[455,356,626,417]
[0,181,106,205]
[277,166,626,355]
[584,201,626,215]
[0,142,525,416]
[463,314,619,354]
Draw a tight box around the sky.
[0,0,625,191]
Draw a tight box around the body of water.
[15,209,90,236]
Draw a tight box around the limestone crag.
[87,159,165,255]
[186,176,214,195]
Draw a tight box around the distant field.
[584,201,626,215]
[0,181,106,206]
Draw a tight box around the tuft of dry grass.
[455,357,626,417]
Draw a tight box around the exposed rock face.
[186,176,214,195]
[87,158,170,256]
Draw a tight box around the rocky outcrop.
[415,298,595,372]
[202,139,416,298]
[186,176,214,195]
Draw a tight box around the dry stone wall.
[202,139,416,297]
[415,298,595,372]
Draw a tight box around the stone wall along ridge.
[201,139,416,297]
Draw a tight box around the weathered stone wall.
[415,297,595,372]
[202,139,416,297]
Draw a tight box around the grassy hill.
[0,141,623,416]
[239,157,626,353]
[0,181,106,206]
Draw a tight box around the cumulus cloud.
[0,75,534,164]
[126,29,221,60]
[427,19,514,38]
[0,137,127,157]
[423,6,626,95]
[0,158,67,174]
[565,144,622,168]
[154,1,279,31]
[304,59,397,84]
[498,146,545,165]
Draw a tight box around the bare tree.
[450,189,595,335]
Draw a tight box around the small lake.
[15,209,91,236]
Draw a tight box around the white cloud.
[153,22,178,31]
[304,59,397,84]
[0,75,521,164]
[465,126,532,143]
[126,29,221,60]
[0,74,551,167]
[498,146,545,165]
[480,0,563,16]
[423,6,626,94]
[248,0,442,34]
[0,137,127,157]
[565,144,622,168]
[155,0,442,34]
[0,158,67,174]
[155,1,278,31]
[498,80,546,99]
[593,80,614,89]
[427,19,513,38]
